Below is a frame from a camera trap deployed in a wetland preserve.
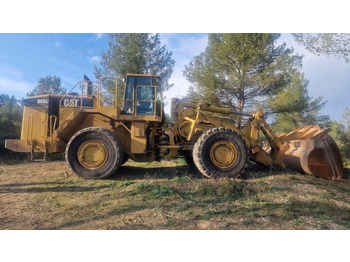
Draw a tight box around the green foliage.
[343,108,350,127]
[293,33,350,63]
[27,75,66,96]
[184,33,302,127]
[0,94,22,153]
[0,94,17,105]
[328,108,350,168]
[95,34,175,91]
[268,71,328,133]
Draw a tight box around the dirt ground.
[0,160,349,230]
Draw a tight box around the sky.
[0,33,349,121]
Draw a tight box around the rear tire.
[193,127,248,178]
[121,153,129,165]
[65,127,124,179]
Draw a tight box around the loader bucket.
[277,125,343,180]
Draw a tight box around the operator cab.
[122,74,162,118]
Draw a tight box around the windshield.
[137,86,154,101]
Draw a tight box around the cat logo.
[63,98,79,107]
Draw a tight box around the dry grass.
[0,159,349,230]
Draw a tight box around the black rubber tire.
[121,153,129,165]
[183,152,196,169]
[65,127,124,179]
[193,127,248,178]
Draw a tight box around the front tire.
[193,127,248,178]
[183,152,195,169]
[65,127,124,179]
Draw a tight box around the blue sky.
[0,33,108,95]
[0,33,349,121]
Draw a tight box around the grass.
[0,159,349,230]
[135,183,177,198]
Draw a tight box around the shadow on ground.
[46,191,350,230]
[108,163,350,182]
[110,165,201,181]
[0,180,113,193]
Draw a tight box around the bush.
[0,94,22,158]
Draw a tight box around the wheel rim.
[77,140,108,169]
[209,140,238,169]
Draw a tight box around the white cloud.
[54,41,63,48]
[95,33,104,39]
[89,56,101,63]
[0,77,33,97]
[160,34,208,56]
[159,33,176,49]
[160,34,208,114]
[174,36,208,55]
[0,65,34,98]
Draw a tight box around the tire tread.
[193,127,249,178]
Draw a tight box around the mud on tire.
[65,127,124,179]
[193,127,248,178]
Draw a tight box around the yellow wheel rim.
[209,140,238,169]
[77,140,108,169]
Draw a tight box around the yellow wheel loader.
[5,74,344,180]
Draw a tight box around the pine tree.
[267,71,328,133]
[293,33,350,63]
[94,33,175,91]
[184,33,302,127]
[27,75,66,96]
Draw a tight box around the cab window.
[122,85,134,115]
[136,86,155,115]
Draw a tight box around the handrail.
[98,90,116,107]
[59,77,118,113]
[59,80,99,114]
[99,77,118,108]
